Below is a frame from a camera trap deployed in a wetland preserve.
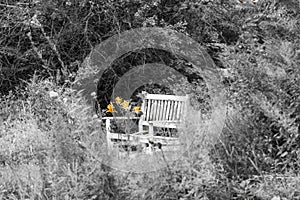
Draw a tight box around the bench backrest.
[139,93,189,129]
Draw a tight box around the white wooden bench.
[103,92,189,153]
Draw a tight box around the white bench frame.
[103,92,189,151]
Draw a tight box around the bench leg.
[149,123,154,138]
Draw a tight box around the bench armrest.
[131,130,148,135]
[102,116,140,120]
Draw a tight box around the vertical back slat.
[146,99,151,121]
[157,99,161,121]
[141,99,147,120]
[148,99,153,120]
[149,99,154,121]
[152,99,158,121]
[157,100,161,120]
[161,100,166,121]
[156,100,161,121]
[173,100,178,120]
[159,100,164,121]
[169,101,174,121]
[176,101,180,120]
[165,100,171,121]
[176,101,182,120]
[173,101,178,120]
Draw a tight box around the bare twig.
[0,2,30,8]
[26,31,51,72]
[0,3,17,8]
[39,24,68,76]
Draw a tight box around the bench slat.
[109,133,180,145]
[146,94,188,101]
[165,100,171,121]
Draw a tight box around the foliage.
[213,0,300,178]
[1,0,300,199]
[0,77,114,199]
[0,0,262,93]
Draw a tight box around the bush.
[0,77,118,199]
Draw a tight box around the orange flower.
[106,104,115,113]
[120,100,129,110]
[115,97,122,104]
[133,106,141,113]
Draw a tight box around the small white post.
[106,119,112,149]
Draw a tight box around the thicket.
[1,0,300,199]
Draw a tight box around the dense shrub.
[0,77,115,199]
[202,0,300,177]
[1,0,300,199]
[0,0,264,94]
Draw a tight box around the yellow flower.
[106,104,115,113]
[133,106,141,113]
[115,97,122,104]
[120,100,129,109]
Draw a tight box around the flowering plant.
[104,97,142,135]
[106,97,141,115]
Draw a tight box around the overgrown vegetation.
[1,0,300,199]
